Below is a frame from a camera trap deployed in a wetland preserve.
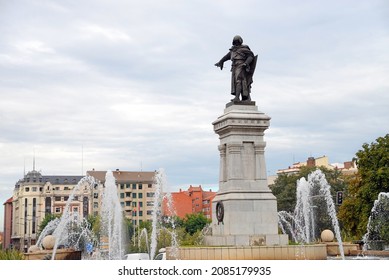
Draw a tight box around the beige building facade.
[87,170,156,226]
[10,170,93,252]
[8,168,157,252]
[276,155,357,176]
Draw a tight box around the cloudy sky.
[1,1,388,229]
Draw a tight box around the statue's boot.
[242,93,251,101]
[231,94,240,102]
[231,85,242,102]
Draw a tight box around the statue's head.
[232,35,243,46]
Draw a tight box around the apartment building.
[4,168,157,252]
[162,185,216,220]
[276,155,357,176]
[87,170,156,226]
[9,170,93,252]
[2,197,13,249]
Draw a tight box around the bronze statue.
[215,35,257,102]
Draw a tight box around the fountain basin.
[349,249,389,259]
[324,242,360,256]
[167,244,327,260]
[24,249,81,260]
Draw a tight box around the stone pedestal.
[205,102,287,246]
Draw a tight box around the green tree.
[338,134,389,239]
[37,213,60,238]
[183,213,210,235]
[86,214,101,238]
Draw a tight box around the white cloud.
[79,24,131,42]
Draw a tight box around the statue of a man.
[215,35,257,102]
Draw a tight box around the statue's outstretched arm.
[215,52,231,70]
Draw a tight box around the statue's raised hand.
[215,61,224,70]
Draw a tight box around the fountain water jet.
[50,175,97,259]
[32,171,126,260]
[99,170,125,260]
[362,192,389,251]
[149,168,179,259]
[278,169,345,259]
[138,228,150,256]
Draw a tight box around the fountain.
[149,168,179,260]
[361,192,389,255]
[149,169,164,259]
[25,170,127,260]
[26,167,182,260]
[99,170,125,259]
[137,227,150,256]
[162,191,179,259]
[278,169,345,259]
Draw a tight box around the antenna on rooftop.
[81,144,84,175]
[33,148,36,171]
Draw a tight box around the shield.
[246,54,258,87]
[249,54,258,75]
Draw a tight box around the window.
[132,193,136,198]
[139,202,143,208]
[55,196,61,201]
[138,211,143,217]
[147,192,155,198]
[32,187,37,192]
[83,197,89,217]
[120,193,124,199]
[125,201,131,206]
[132,183,136,190]
[147,210,153,215]
[138,193,143,199]
[148,184,152,188]
[147,201,154,207]
[138,184,143,190]
[132,202,136,207]
[25,187,30,192]
[45,197,52,215]
[93,202,99,209]
[94,193,98,199]
[125,192,131,197]
[55,207,61,213]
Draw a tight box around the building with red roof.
[162,185,216,220]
